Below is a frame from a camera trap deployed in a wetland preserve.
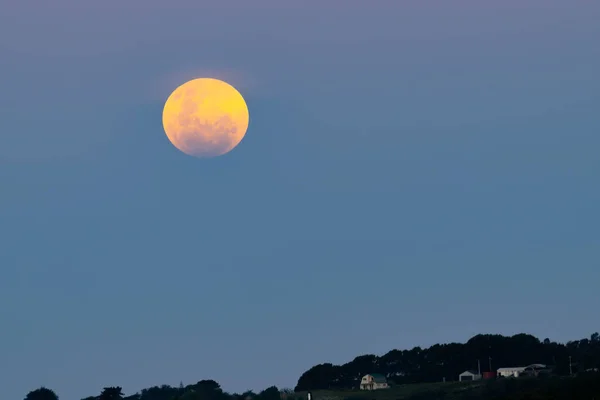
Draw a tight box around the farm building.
[459,370,482,381]
[359,374,389,390]
[497,367,526,377]
[498,364,547,378]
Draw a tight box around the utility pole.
[489,356,492,373]
[569,356,573,375]
[478,359,481,375]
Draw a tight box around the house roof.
[524,364,547,369]
[367,373,387,383]
[460,370,479,376]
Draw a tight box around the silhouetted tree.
[99,387,124,400]
[24,387,59,400]
[257,386,280,400]
[241,390,256,399]
[137,385,179,400]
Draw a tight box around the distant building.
[482,371,497,380]
[498,364,548,378]
[359,374,389,390]
[459,370,482,381]
[497,367,526,377]
[522,364,551,377]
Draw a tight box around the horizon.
[29,331,600,397]
[92,330,599,396]
[1,1,599,399]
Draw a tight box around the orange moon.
[162,78,249,158]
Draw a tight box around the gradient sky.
[1,1,599,399]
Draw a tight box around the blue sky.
[1,1,599,399]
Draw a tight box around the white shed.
[459,370,482,381]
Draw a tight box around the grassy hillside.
[294,333,600,392]
[294,374,600,400]
[295,381,483,400]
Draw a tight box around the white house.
[459,370,482,381]
[359,374,389,390]
[497,367,526,377]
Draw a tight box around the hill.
[294,332,600,390]
[296,373,600,400]
[20,332,600,400]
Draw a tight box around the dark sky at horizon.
[1,1,599,399]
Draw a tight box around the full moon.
[162,78,249,158]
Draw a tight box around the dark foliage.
[294,332,600,391]
[21,332,600,400]
[72,381,303,400]
[435,373,600,400]
[100,387,125,400]
[24,387,59,400]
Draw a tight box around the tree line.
[294,332,600,390]
[21,332,600,400]
[24,380,301,400]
